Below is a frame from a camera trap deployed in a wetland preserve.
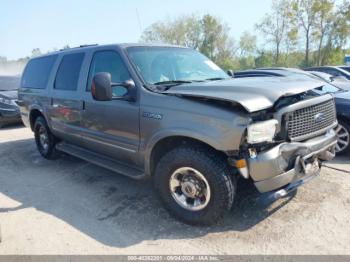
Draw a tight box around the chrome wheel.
[335,124,350,153]
[169,167,211,211]
[39,126,49,151]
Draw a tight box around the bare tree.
[256,0,292,65]
[290,0,318,66]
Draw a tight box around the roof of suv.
[33,43,189,58]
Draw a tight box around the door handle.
[80,100,86,110]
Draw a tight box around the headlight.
[0,97,16,106]
[247,119,278,144]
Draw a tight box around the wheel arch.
[337,113,350,123]
[29,107,47,131]
[145,132,228,176]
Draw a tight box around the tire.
[34,116,59,159]
[154,145,236,226]
[335,119,350,155]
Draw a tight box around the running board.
[56,142,145,179]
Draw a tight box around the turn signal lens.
[235,159,247,168]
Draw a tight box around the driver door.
[80,50,140,165]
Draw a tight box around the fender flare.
[143,128,227,175]
[29,105,50,130]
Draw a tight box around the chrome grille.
[286,99,336,141]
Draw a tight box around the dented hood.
[164,77,325,112]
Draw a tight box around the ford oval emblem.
[314,112,325,123]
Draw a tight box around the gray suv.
[18,44,337,225]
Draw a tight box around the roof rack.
[79,44,98,48]
[59,44,98,51]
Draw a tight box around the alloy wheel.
[169,167,211,211]
[335,124,350,153]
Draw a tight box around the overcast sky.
[0,0,343,60]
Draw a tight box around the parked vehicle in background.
[0,75,21,128]
[18,44,337,225]
[307,70,350,91]
[304,66,350,80]
[344,55,350,66]
[235,68,350,154]
[339,65,350,73]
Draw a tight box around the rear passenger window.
[55,53,85,91]
[21,55,58,89]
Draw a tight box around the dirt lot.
[0,125,350,255]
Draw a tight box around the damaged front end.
[233,94,338,194]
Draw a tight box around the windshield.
[126,47,229,85]
[0,76,20,91]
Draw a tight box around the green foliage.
[141,14,237,69]
[255,51,274,68]
[140,0,349,71]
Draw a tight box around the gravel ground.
[0,125,349,255]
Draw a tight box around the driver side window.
[87,51,131,97]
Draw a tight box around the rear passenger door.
[80,50,140,164]
[49,52,86,144]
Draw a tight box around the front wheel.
[154,145,236,225]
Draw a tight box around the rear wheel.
[335,120,350,155]
[34,116,59,159]
[154,145,236,225]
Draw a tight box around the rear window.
[54,53,85,91]
[21,55,58,89]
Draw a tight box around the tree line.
[141,0,350,70]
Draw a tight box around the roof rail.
[59,44,98,51]
[79,44,98,48]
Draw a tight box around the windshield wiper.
[153,80,193,86]
[204,77,228,81]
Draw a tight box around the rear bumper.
[247,129,337,193]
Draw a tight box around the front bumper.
[0,105,22,125]
[246,129,337,193]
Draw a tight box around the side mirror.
[227,70,234,77]
[91,72,113,101]
[91,72,136,101]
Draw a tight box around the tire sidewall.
[154,146,235,225]
[34,117,56,158]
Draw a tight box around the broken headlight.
[247,119,278,144]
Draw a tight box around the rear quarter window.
[54,53,85,91]
[21,55,58,89]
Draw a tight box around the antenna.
[136,8,143,34]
